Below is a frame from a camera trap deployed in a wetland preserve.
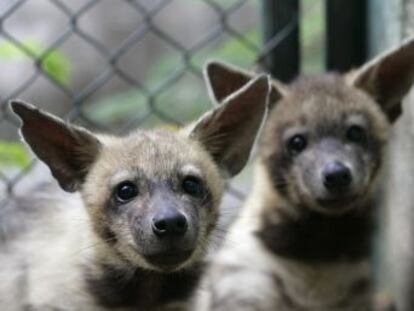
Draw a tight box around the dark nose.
[323,161,352,190]
[152,210,188,238]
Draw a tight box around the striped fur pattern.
[194,37,414,311]
[1,75,270,310]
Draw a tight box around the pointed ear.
[10,100,101,192]
[204,60,285,107]
[190,75,270,177]
[350,37,414,122]
[204,60,254,103]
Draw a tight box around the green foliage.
[40,49,71,86]
[0,42,25,60]
[0,141,30,169]
[0,40,71,86]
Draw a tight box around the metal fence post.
[261,0,300,82]
[325,0,367,72]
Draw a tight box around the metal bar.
[326,0,367,72]
[261,0,300,82]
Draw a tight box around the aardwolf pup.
[194,38,414,311]
[1,74,270,311]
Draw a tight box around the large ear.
[189,75,270,177]
[10,100,101,192]
[204,60,254,103]
[350,37,414,122]
[204,60,285,107]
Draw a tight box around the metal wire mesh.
[0,0,309,207]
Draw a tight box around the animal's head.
[11,74,270,271]
[205,37,414,215]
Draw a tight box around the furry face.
[82,131,223,271]
[260,75,389,214]
[205,36,414,216]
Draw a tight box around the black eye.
[346,125,366,143]
[115,181,138,203]
[287,134,307,155]
[182,176,203,197]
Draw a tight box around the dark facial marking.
[92,205,118,246]
[257,205,375,263]
[97,223,118,245]
[264,151,292,198]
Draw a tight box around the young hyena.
[0,74,270,311]
[193,37,414,311]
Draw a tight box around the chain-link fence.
[0,0,323,208]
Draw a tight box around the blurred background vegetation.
[0,0,324,195]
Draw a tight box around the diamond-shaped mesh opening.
[225,1,261,38]
[3,0,70,48]
[76,0,146,51]
[56,33,109,93]
[151,0,221,50]
[153,71,210,125]
[80,75,150,132]
[115,31,185,87]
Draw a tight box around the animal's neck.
[255,201,375,310]
[256,202,375,263]
[84,251,204,309]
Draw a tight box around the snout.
[152,209,188,238]
[296,139,371,213]
[316,161,358,210]
[144,209,194,269]
[322,161,352,191]
[129,191,201,271]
